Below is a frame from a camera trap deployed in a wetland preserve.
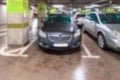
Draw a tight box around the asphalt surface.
[0,19,120,80]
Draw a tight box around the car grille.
[48,34,72,42]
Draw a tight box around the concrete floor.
[0,19,120,80]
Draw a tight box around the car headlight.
[74,29,81,37]
[39,30,46,38]
[112,30,120,39]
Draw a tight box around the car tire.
[97,33,107,49]
[38,45,47,51]
[75,45,81,51]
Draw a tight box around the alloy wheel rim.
[98,35,104,48]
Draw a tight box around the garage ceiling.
[0,0,120,5]
[30,0,120,5]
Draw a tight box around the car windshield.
[45,14,72,24]
[99,13,120,24]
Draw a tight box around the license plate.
[53,43,68,47]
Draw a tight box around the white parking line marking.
[0,33,6,37]
[19,37,37,55]
[6,48,24,53]
[0,37,37,57]
[82,44,92,56]
[0,46,28,57]
[0,29,7,33]
[82,44,100,59]
[82,55,100,59]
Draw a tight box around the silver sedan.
[83,12,120,52]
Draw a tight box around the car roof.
[89,12,120,15]
[48,14,70,16]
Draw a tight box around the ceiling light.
[53,5,64,8]
[85,4,100,8]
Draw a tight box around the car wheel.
[75,44,81,51]
[97,33,107,49]
[38,45,47,51]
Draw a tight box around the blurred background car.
[38,14,81,50]
[83,12,120,52]
[74,14,85,26]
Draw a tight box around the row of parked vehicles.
[38,12,120,52]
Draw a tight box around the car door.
[90,13,99,37]
[83,13,93,32]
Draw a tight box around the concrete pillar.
[7,0,29,46]
[37,2,47,28]
[0,5,6,25]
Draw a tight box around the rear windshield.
[99,13,120,24]
[45,15,72,24]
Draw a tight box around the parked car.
[38,14,81,50]
[74,14,85,26]
[83,12,120,51]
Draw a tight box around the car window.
[91,13,99,23]
[99,13,120,24]
[85,14,92,20]
[45,15,72,24]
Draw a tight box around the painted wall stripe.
[7,23,29,28]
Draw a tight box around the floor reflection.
[73,62,86,80]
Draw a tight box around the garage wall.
[0,4,6,25]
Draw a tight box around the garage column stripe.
[7,23,29,28]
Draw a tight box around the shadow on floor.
[40,47,81,55]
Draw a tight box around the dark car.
[38,14,81,50]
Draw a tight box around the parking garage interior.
[0,0,120,80]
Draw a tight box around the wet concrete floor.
[0,19,120,80]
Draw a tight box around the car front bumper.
[38,36,81,50]
[107,38,120,52]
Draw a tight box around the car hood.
[105,24,120,32]
[42,23,75,33]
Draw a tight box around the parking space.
[0,19,120,80]
[0,0,120,80]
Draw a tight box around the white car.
[83,12,120,52]
[74,14,85,26]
